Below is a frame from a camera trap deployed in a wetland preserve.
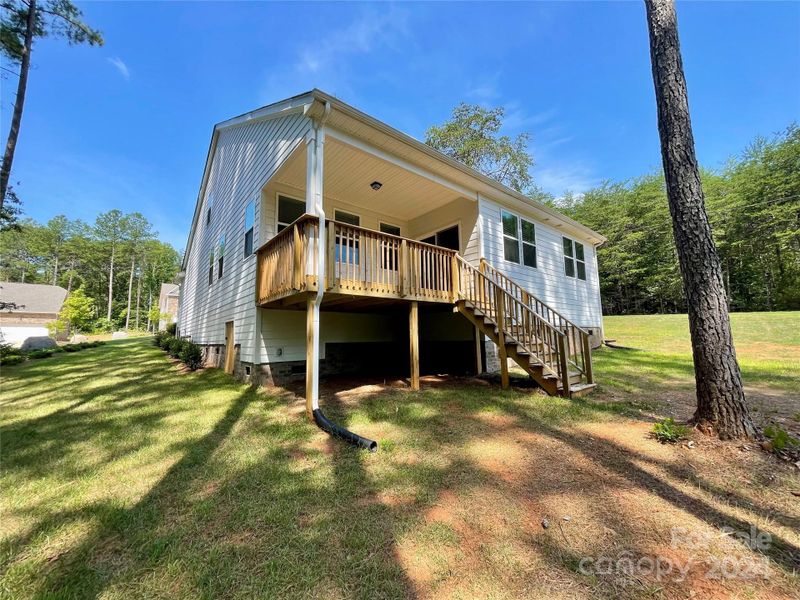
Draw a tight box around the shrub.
[652,418,690,443]
[27,350,53,360]
[179,341,203,371]
[763,424,800,453]
[92,318,115,333]
[0,354,25,366]
[153,331,168,347]
[166,322,177,336]
[78,342,92,349]
[167,337,185,358]
[62,344,81,352]
[158,334,174,351]
[0,342,20,358]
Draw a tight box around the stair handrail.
[456,256,568,381]
[478,258,593,384]
[479,258,589,336]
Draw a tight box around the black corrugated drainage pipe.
[313,409,378,452]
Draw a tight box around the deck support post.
[495,284,510,390]
[474,326,483,375]
[305,297,317,420]
[409,300,419,390]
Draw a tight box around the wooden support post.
[292,223,303,290]
[305,297,316,420]
[450,254,459,302]
[398,239,407,297]
[474,325,483,375]
[409,300,419,390]
[557,334,570,397]
[495,285,509,390]
[581,332,594,384]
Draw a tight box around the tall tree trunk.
[146,289,152,332]
[135,269,142,329]
[125,256,135,329]
[67,258,76,291]
[106,243,115,321]
[645,0,756,439]
[0,0,35,208]
[52,254,59,286]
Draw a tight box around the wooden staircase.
[455,257,596,398]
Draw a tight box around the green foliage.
[0,211,180,330]
[0,0,103,64]
[179,341,203,371]
[56,286,95,333]
[652,418,690,443]
[166,322,177,336]
[153,331,168,347]
[92,318,114,333]
[425,103,536,194]
[0,341,19,358]
[167,337,184,358]
[558,124,800,314]
[763,424,800,452]
[0,354,25,366]
[26,349,53,360]
[158,333,174,351]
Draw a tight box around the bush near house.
[154,333,204,371]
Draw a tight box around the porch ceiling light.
[370,181,383,191]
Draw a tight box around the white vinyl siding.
[177,112,311,363]
[480,197,602,328]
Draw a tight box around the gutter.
[306,99,377,452]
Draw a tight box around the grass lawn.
[1,317,799,599]
[596,312,800,433]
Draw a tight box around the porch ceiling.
[273,137,468,222]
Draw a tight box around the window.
[501,210,519,263]
[243,201,255,258]
[421,225,459,251]
[208,250,214,286]
[334,210,360,265]
[277,195,304,233]
[379,223,401,270]
[334,210,360,226]
[521,219,537,268]
[501,210,536,268]
[206,195,213,226]
[563,236,586,280]
[379,222,401,236]
[217,233,225,279]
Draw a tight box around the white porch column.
[305,122,326,419]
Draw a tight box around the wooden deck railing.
[479,258,593,384]
[255,215,459,305]
[457,256,570,382]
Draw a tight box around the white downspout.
[309,101,331,411]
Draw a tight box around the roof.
[182,89,606,269]
[0,282,68,314]
[159,283,180,298]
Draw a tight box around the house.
[157,283,180,331]
[177,89,606,420]
[0,282,67,346]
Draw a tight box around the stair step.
[560,382,597,398]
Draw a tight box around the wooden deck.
[255,214,596,397]
[255,214,459,308]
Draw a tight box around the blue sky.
[3,1,798,250]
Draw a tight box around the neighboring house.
[0,282,67,346]
[177,89,606,410]
[157,283,180,331]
